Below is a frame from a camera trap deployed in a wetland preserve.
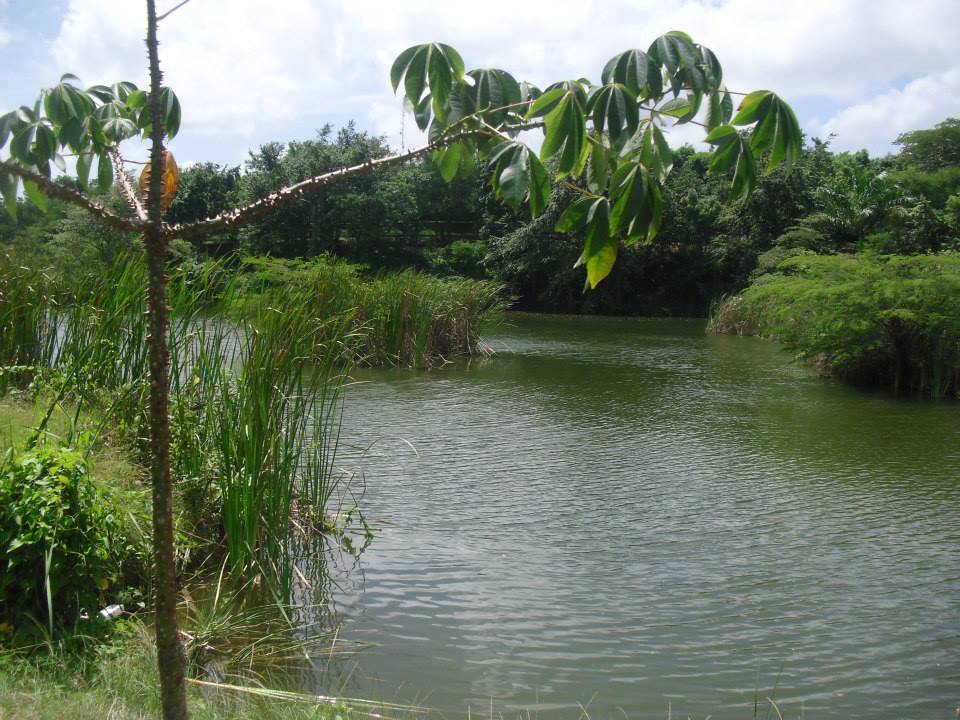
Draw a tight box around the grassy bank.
[710,252,960,397]
[0,619,362,720]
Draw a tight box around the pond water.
[328,313,959,719]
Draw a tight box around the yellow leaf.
[138,150,180,211]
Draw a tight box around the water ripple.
[325,314,960,720]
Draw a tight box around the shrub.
[710,252,960,397]
[0,444,123,631]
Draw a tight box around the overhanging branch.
[0,159,144,234]
[166,121,544,240]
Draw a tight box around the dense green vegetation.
[710,253,960,397]
[711,117,960,396]
[2,120,957,391]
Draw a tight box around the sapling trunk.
[144,1,188,718]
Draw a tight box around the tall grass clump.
[0,254,352,605]
[709,251,960,397]
[235,254,507,367]
[0,253,54,392]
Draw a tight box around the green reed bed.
[235,254,508,368]
[0,254,351,607]
[0,254,55,392]
[709,251,960,397]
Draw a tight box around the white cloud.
[810,69,960,155]
[0,24,9,47]
[36,0,960,161]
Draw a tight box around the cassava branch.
[166,121,543,241]
[0,159,144,233]
[110,148,148,222]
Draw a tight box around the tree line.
[4,118,957,319]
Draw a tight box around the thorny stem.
[109,147,147,221]
[143,1,188,719]
[0,159,141,233]
[167,120,544,240]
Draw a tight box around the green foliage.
[711,253,960,397]
[0,76,181,216]
[237,123,425,265]
[391,34,803,288]
[894,117,960,172]
[799,152,903,249]
[424,239,488,278]
[0,444,122,631]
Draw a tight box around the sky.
[1,0,959,169]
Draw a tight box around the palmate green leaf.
[601,49,659,99]
[86,84,114,103]
[648,32,708,99]
[657,95,694,121]
[705,125,756,201]
[586,83,639,144]
[158,87,181,139]
[498,149,529,210]
[112,81,138,102]
[391,43,465,116]
[0,173,18,221]
[22,179,48,213]
[732,90,773,125]
[573,198,616,289]
[556,195,596,233]
[629,180,662,244]
[699,46,723,88]
[102,117,137,143]
[0,111,18,148]
[487,141,550,217]
[607,159,663,244]
[34,124,57,165]
[10,124,36,163]
[467,68,521,120]
[407,93,432,131]
[705,89,733,131]
[587,137,611,193]
[539,90,588,177]
[76,151,93,190]
[436,139,478,183]
[527,152,549,217]
[731,91,803,172]
[125,89,147,110]
[526,87,566,119]
[437,143,462,182]
[639,123,672,181]
[83,115,108,151]
[609,161,647,235]
[58,117,84,152]
[519,81,542,105]
[730,141,756,200]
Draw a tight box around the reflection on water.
[324,314,960,719]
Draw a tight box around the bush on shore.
[710,251,960,397]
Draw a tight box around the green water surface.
[329,313,959,719]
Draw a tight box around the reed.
[235,254,508,368]
[0,255,351,603]
[0,253,55,391]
